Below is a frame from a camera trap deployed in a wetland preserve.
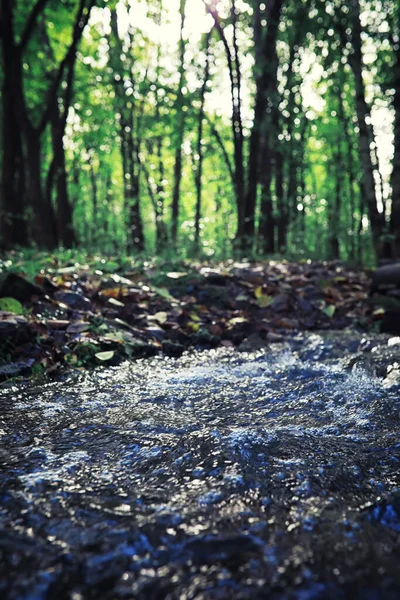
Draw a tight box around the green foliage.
[1,0,398,263]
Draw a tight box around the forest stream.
[2,331,400,599]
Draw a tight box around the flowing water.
[1,331,400,599]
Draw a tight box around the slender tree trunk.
[110,9,144,253]
[127,105,144,252]
[152,17,168,253]
[206,1,245,244]
[25,126,57,248]
[42,24,77,249]
[390,13,400,257]
[48,104,74,248]
[171,0,186,247]
[88,155,98,245]
[194,31,211,252]
[275,148,287,250]
[337,79,356,261]
[258,36,281,255]
[349,0,385,257]
[258,140,275,255]
[328,149,342,260]
[230,0,246,243]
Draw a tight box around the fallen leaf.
[152,286,176,302]
[257,295,274,308]
[0,297,24,315]
[95,350,115,361]
[108,298,125,307]
[153,311,168,324]
[254,286,264,299]
[228,317,248,326]
[99,287,126,298]
[67,321,90,333]
[189,312,201,322]
[166,272,188,279]
[322,305,336,318]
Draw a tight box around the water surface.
[1,332,400,599]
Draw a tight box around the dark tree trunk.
[126,105,144,252]
[0,2,27,246]
[42,23,77,249]
[88,155,98,245]
[0,74,27,246]
[194,31,211,252]
[25,126,57,248]
[257,33,281,256]
[275,148,287,251]
[349,0,385,257]
[390,12,400,257]
[243,0,284,252]
[258,140,275,255]
[152,26,168,253]
[155,137,168,252]
[110,9,144,253]
[1,0,95,249]
[337,75,357,261]
[328,149,342,260]
[171,0,186,247]
[47,103,74,248]
[207,0,245,245]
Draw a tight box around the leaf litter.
[0,255,383,380]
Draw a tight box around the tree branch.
[205,116,235,186]
[38,0,97,135]
[19,0,51,52]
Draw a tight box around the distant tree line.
[0,0,399,262]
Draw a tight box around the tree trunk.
[109,9,144,253]
[258,140,275,255]
[390,12,400,257]
[47,103,74,248]
[349,0,385,257]
[171,0,186,247]
[1,0,94,249]
[25,127,57,248]
[337,75,356,261]
[243,0,284,252]
[328,149,342,260]
[126,105,144,252]
[194,31,211,253]
[206,1,245,245]
[275,149,287,251]
[257,33,280,255]
[0,3,27,247]
[0,73,27,246]
[153,22,168,253]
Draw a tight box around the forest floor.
[0,252,388,381]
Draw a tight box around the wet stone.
[1,331,400,598]
[0,272,44,302]
[54,290,92,311]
